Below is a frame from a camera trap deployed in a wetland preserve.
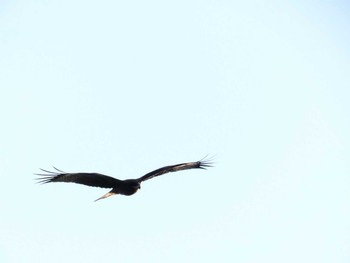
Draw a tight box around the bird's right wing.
[35,167,121,189]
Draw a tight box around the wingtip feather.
[199,155,215,169]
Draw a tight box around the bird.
[35,157,213,201]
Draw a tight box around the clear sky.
[0,1,349,262]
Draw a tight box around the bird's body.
[36,158,212,201]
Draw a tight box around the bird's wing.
[35,167,121,189]
[137,158,213,183]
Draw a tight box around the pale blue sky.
[0,1,349,262]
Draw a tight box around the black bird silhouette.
[36,158,213,201]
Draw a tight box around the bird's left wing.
[137,158,213,183]
[35,167,121,189]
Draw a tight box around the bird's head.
[135,182,141,190]
[128,179,140,188]
[122,179,141,195]
[130,180,141,194]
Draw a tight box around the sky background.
[1,0,350,262]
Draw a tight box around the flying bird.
[36,158,213,201]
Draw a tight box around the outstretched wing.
[137,158,213,183]
[35,167,121,189]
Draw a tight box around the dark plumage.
[36,158,213,201]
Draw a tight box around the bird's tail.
[94,191,116,202]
